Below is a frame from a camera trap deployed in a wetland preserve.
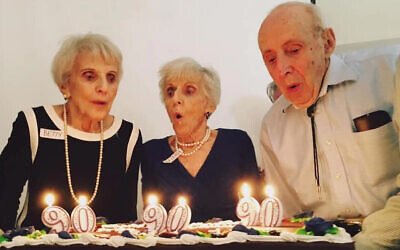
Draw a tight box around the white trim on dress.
[126,125,140,172]
[44,105,122,141]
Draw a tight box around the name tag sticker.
[40,128,64,140]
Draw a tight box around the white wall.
[0,0,306,157]
[2,0,399,221]
[3,0,400,161]
[1,0,303,219]
[317,0,400,45]
[4,0,398,159]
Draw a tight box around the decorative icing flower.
[0,235,8,243]
[304,217,333,236]
[121,230,137,239]
[232,224,258,235]
[58,231,73,239]
[177,230,198,238]
[3,226,35,241]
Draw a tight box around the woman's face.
[63,52,120,122]
[164,75,214,136]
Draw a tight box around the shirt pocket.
[354,121,400,187]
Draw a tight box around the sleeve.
[238,130,264,201]
[0,111,32,231]
[141,142,161,201]
[355,185,400,249]
[119,129,143,223]
[259,118,303,218]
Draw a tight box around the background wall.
[0,0,304,219]
[2,0,400,158]
[1,0,400,218]
[317,0,400,45]
[0,0,297,156]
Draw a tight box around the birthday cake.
[0,186,355,247]
[0,217,353,248]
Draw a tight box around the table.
[4,242,355,250]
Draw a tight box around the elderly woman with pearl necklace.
[0,33,142,233]
[141,57,261,222]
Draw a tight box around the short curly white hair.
[51,33,123,87]
[158,57,221,107]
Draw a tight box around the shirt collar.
[281,54,359,111]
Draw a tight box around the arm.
[140,142,161,202]
[238,131,264,201]
[0,111,32,230]
[355,188,400,249]
[119,130,143,223]
[259,120,303,218]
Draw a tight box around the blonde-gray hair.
[158,57,221,107]
[51,33,123,87]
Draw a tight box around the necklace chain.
[63,104,103,205]
[175,127,211,157]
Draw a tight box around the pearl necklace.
[175,127,211,156]
[162,127,211,163]
[176,135,205,147]
[63,104,103,205]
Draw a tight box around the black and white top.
[0,106,142,230]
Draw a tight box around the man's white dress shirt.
[260,44,400,219]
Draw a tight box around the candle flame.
[78,195,88,206]
[148,195,158,205]
[178,197,186,205]
[45,193,55,206]
[265,185,275,197]
[241,183,251,197]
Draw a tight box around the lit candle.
[259,185,283,227]
[166,197,192,232]
[41,193,71,233]
[142,195,168,235]
[236,183,260,226]
[70,196,97,232]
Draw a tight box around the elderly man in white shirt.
[258,1,400,220]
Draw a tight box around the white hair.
[158,57,221,107]
[51,33,123,87]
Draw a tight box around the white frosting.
[0,224,353,248]
[185,220,238,229]
[240,232,286,242]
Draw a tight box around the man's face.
[258,6,332,109]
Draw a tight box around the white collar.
[44,105,122,141]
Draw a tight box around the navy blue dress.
[141,128,261,222]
